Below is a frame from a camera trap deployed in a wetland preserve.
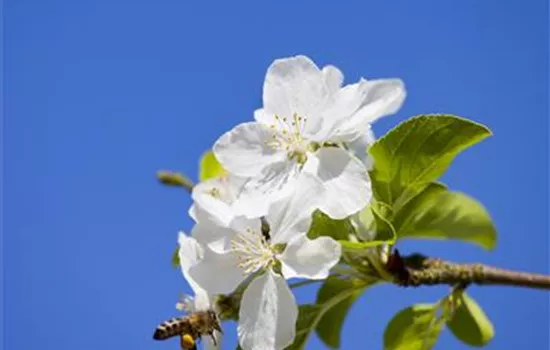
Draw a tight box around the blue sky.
[2,0,548,349]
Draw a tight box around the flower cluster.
[177,55,405,349]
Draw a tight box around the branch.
[387,250,550,290]
[156,170,195,193]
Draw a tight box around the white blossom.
[177,232,221,350]
[214,55,405,219]
[188,174,342,349]
[348,125,377,171]
[189,174,247,227]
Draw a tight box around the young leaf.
[315,276,367,348]
[384,304,444,350]
[286,282,366,349]
[307,210,355,241]
[339,202,396,252]
[286,305,324,350]
[199,151,226,181]
[369,115,491,207]
[393,183,497,250]
[447,293,494,347]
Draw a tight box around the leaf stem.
[288,279,323,289]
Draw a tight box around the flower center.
[204,177,236,205]
[208,187,222,199]
[230,227,276,274]
[266,113,310,163]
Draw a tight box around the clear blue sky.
[2,1,548,349]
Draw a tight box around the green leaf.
[286,280,366,350]
[171,245,180,268]
[447,293,494,347]
[286,305,324,350]
[307,210,355,241]
[371,202,396,242]
[339,202,396,252]
[199,151,226,181]
[315,276,366,348]
[384,304,444,350]
[369,114,491,207]
[393,183,497,249]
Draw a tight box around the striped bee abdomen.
[153,317,195,340]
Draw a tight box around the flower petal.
[266,172,323,244]
[238,270,298,350]
[188,203,198,223]
[192,289,212,312]
[188,247,247,295]
[279,235,342,280]
[178,232,211,305]
[322,65,344,94]
[304,147,372,219]
[192,182,233,227]
[263,55,327,120]
[191,175,247,227]
[353,78,406,124]
[347,125,376,170]
[229,216,262,239]
[309,80,371,142]
[178,232,204,270]
[213,122,286,177]
[232,160,302,218]
[191,217,235,254]
[329,78,406,142]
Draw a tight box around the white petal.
[178,232,210,301]
[354,78,406,124]
[192,182,234,227]
[253,108,272,125]
[322,65,344,94]
[263,55,328,120]
[192,288,212,311]
[188,247,247,295]
[178,232,204,270]
[213,122,286,177]
[330,78,406,142]
[348,126,376,170]
[188,203,198,223]
[266,172,323,244]
[309,80,371,142]
[229,216,262,238]
[280,235,342,280]
[191,217,235,254]
[304,147,372,219]
[192,175,247,227]
[238,271,298,350]
[232,161,301,218]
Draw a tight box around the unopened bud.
[157,170,194,189]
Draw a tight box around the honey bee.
[153,309,222,349]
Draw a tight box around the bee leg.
[209,332,218,346]
[179,334,196,350]
[213,322,223,334]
